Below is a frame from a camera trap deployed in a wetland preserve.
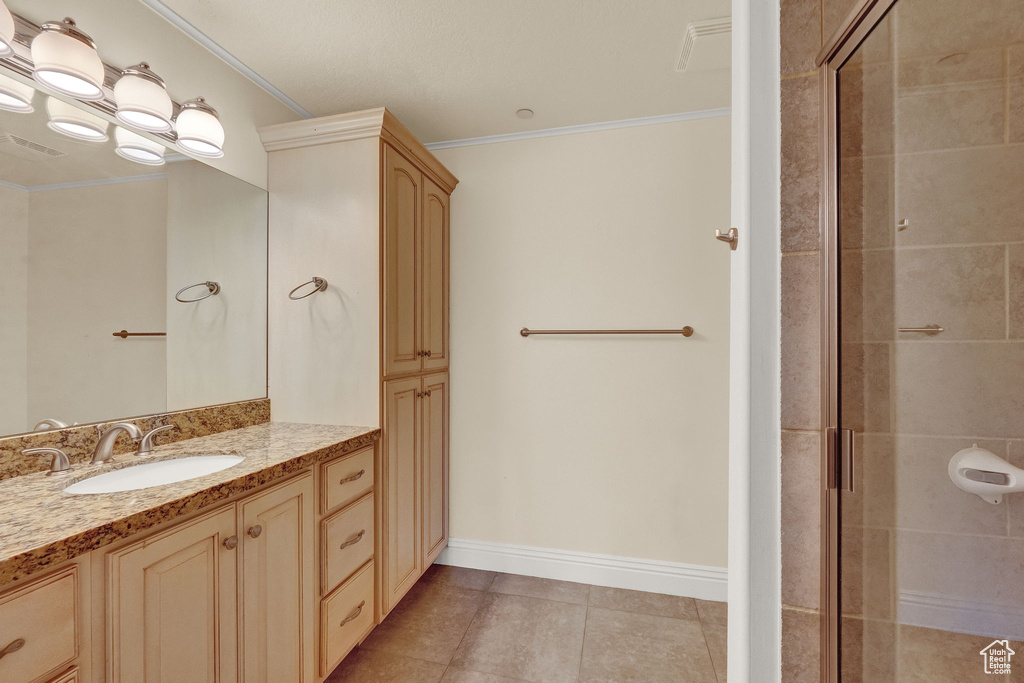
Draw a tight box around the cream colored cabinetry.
[238,474,315,683]
[0,565,81,683]
[381,372,449,612]
[105,474,313,683]
[106,505,238,683]
[259,108,456,624]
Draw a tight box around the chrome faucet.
[92,423,143,464]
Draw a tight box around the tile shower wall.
[782,0,1024,679]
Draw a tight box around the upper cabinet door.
[384,144,422,377]
[421,178,450,372]
[238,473,314,683]
[106,506,238,683]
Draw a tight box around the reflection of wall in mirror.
[0,185,29,435]
[26,180,168,430]
[166,161,268,410]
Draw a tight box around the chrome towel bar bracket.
[520,327,694,337]
[289,276,328,300]
[175,281,221,303]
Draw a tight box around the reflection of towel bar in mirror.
[112,330,167,338]
[289,277,328,300]
[520,327,695,337]
[175,281,221,303]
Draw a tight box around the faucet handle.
[22,448,73,476]
[137,424,175,456]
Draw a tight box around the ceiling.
[150,0,732,143]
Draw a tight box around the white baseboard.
[436,538,728,601]
[900,590,1024,641]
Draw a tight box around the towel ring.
[175,281,221,303]
[289,277,328,300]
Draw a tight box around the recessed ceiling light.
[516,108,534,120]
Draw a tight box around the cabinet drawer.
[322,494,375,594]
[0,566,77,683]
[320,561,374,676]
[48,666,79,683]
[322,446,374,513]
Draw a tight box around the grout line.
[1007,245,1012,340]
[845,240,1024,253]
[1006,48,1012,145]
[576,600,589,680]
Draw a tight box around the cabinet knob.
[424,390,432,397]
[223,535,239,550]
[247,524,263,539]
[424,350,432,357]
[0,638,25,661]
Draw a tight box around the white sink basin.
[64,455,245,495]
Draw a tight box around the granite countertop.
[0,422,379,587]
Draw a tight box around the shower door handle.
[827,428,855,492]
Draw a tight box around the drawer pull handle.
[247,524,263,539]
[0,638,25,660]
[341,601,365,627]
[223,535,239,550]
[340,529,366,550]
[340,470,365,485]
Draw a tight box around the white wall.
[26,180,168,428]
[0,186,29,435]
[166,161,268,410]
[433,116,731,570]
[265,139,382,428]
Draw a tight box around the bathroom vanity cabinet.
[0,435,377,683]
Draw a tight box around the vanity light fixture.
[114,126,165,165]
[0,72,35,113]
[46,95,109,141]
[114,63,173,133]
[175,97,224,158]
[30,18,105,101]
[0,1,15,57]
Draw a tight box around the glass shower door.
[835,0,1024,679]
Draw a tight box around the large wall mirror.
[0,71,268,438]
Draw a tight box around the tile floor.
[326,565,727,682]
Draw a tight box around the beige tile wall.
[782,0,1024,678]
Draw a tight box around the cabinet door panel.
[239,474,314,683]
[421,178,449,372]
[383,376,421,612]
[421,373,449,567]
[384,145,422,377]
[106,506,237,683]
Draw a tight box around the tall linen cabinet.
[259,108,457,621]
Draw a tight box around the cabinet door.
[106,506,237,683]
[420,177,449,372]
[384,144,422,377]
[420,372,449,567]
[382,376,421,612]
[238,473,314,683]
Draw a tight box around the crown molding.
[0,173,168,193]
[677,17,732,72]
[259,107,458,193]
[137,0,314,119]
[423,108,732,151]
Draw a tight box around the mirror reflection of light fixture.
[114,126,166,166]
[46,96,109,141]
[114,63,173,133]
[175,97,224,158]
[0,72,35,113]
[0,0,15,58]
[31,18,105,101]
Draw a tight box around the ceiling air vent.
[0,133,67,158]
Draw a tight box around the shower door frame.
[817,1,900,681]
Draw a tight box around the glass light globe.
[0,0,15,58]
[175,97,224,158]
[114,63,173,133]
[46,96,109,141]
[31,18,105,101]
[115,126,166,166]
[0,72,35,113]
